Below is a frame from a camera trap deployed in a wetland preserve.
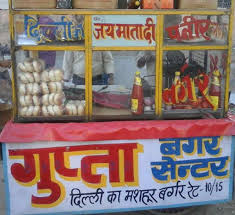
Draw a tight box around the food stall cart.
[1,0,235,215]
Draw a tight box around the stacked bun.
[65,100,85,116]
[18,58,44,117]
[40,69,64,117]
[18,58,86,118]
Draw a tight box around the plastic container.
[131,71,144,115]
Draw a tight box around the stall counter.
[0,119,235,215]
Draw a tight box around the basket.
[13,0,56,9]
[72,0,117,9]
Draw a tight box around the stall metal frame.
[8,0,235,121]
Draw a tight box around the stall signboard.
[23,15,85,44]
[92,15,157,47]
[164,15,229,44]
[2,136,234,215]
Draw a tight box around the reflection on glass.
[164,15,229,46]
[16,50,86,119]
[92,51,156,118]
[14,15,85,46]
[92,51,114,85]
[162,50,227,112]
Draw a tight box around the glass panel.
[92,51,156,120]
[162,50,227,119]
[15,50,86,121]
[14,15,85,46]
[164,15,229,46]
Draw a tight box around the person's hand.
[137,56,146,68]
[107,74,114,85]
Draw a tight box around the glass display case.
[9,0,234,122]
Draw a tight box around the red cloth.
[0,119,235,143]
[93,92,130,109]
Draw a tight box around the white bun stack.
[42,105,63,117]
[41,68,65,117]
[18,58,45,117]
[41,69,63,82]
[20,106,41,117]
[65,100,86,116]
[18,58,65,118]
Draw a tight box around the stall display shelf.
[9,1,235,122]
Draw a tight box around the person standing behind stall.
[63,51,115,85]
[38,16,57,69]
